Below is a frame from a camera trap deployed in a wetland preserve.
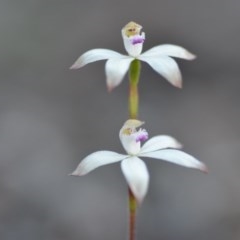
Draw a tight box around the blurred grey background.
[0,0,240,239]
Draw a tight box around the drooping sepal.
[121,157,149,203]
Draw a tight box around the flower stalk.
[129,188,137,240]
[129,59,141,119]
[128,59,141,240]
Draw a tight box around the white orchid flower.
[70,21,196,91]
[71,119,207,203]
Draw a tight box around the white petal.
[105,57,133,91]
[140,135,182,154]
[121,157,149,203]
[139,56,182,88]
[139,149,208,172]
[141,44,196,60]
[70,49,125,69]
[71,151,128,176]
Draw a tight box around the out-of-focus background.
[0,0,240,239]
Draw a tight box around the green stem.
[129,59,141,119]
[128,188,137,240]
[128,59,141,240]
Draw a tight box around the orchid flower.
[70,21,196,91]
[71,120,207,203]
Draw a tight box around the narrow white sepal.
[139,55,182,88]
[141,44,196,60]
[105,57,133,91]
[70,49,125,69]
[71,151,128,176]
[140,135,182,154]
[139,149,208,172]
[121,157,149,203]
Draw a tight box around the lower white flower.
[71,120,207,203]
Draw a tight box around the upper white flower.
[71,119,207,203]
[70,21,196,91]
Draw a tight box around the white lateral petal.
[121,157,149,203]
[139,149,208,172]
[140,135,182,154]
[105,57,133,91]
[141,44,196,60]
[139,56,182,88]
[70,49,125,69]
[71,151,128,176]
